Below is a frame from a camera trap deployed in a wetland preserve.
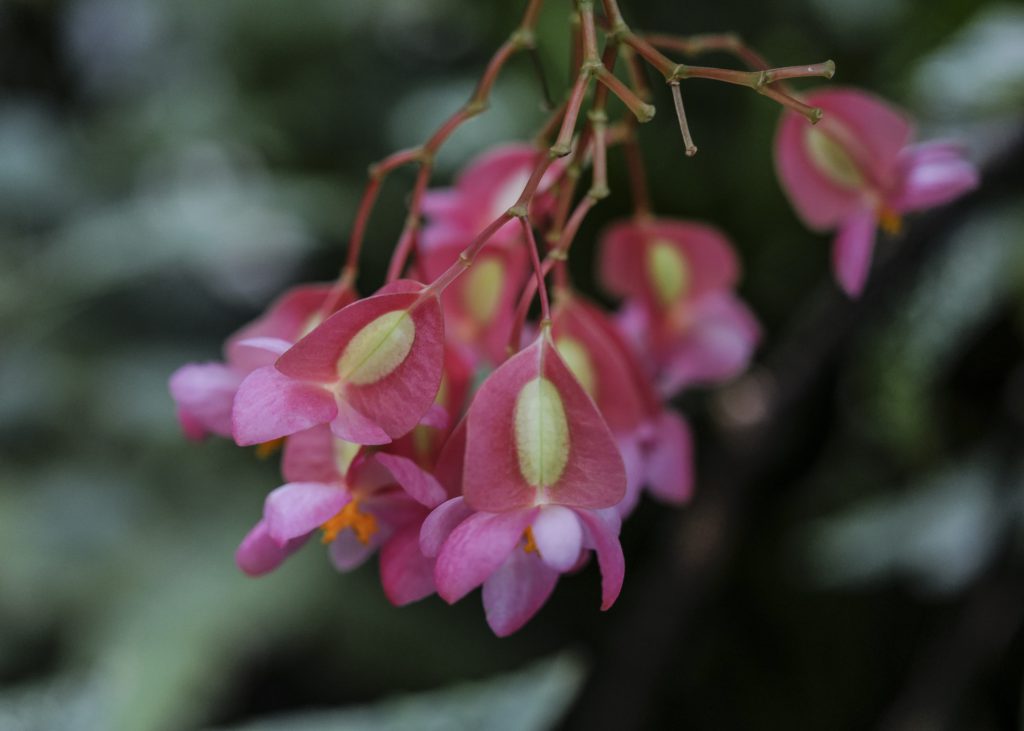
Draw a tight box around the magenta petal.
[264,482,350,544]
[169,363,242,439]
[330,398,391,445]
[380,524,436,606]
[531,506,584,572]
[482,548,559,637]
[434,508,538,604]
[832,209,878,298]
[892,141,978,212]
[645,410,694,504]
[420,497,473,557]
[235,519,307,576]
[576,508,625,610]
[374,453,447,508]
[231,366,337,446]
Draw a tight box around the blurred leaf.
[211,653,584,731]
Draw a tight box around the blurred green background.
[2,0,1023,729]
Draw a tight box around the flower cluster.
[170,1,977,637]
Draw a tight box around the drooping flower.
[169,282,354,440]
[775,87,979,296]
[236,425,447,605]
[231,280,445,447]
[421,330,627,635]
[597,217,761,397]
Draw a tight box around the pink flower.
[231,280,445,447]
[169,283,354,440]
[775,87,979,296]
[420,330,627,635]
[597,217,761,397]
[236,426,447,606]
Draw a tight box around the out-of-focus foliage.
[1,0,1022,729]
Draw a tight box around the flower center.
[320,500,378,545]
[522,526,540,555]
[336,309,415,385]
[646,239,690,307]
[878,206,902,235]
[513,377,570,489]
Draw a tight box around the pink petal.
[264,482,350,544]
[235,519,307,576]
[281,425,344,484]
[614,434,646,518]
[231,366,337,446]
[463,335,626,512]
[420,496,474,557]
[482,548,559,637]
[328,528,382,571]
[434,507,538,603]
[419,403,449,430]
[374,452,447,508]
[891,141,979,212]
[656,292,762,396]
[644,410,694,504]
[232,337,293,360]
[576,508,625,610]
[379,524,436,606]
[433,417,467,498]
[832,208,878,298]
[531,505,584,572]
[169,363,242,439]
[330,398,392,445]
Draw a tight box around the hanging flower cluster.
[170,0,977,636]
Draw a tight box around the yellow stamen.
[523,526,539,555]
[255,438,285,459]
[878,208,903,236]
[320,500,378,545]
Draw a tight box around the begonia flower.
[597,217,761,396]
[236,425,446,605]
[775,87,979,296]
[231,280,445,447]
[421,330,627,635]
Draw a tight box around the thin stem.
[673,61,834,88]
[520,217,551,322]
[594,66,655,122]
[670,82,698,157]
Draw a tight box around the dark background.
[2,0,1023,729]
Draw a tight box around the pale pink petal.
[434,508,538,603]
[328,528,382,571]
[657,292,762,395]
[264,482,350,544]
[419,403,449,430]
[614,434,646,518]
[169,363,242,439]
[233,337,292,359]
[482,548,559,637]
[231,366,337,446]
[644,410,694,504]
[374,452,447,508]
[576,508,625,610]
[330,398,391,445]
[235,519,307,576]
[419,496,473,557]
[531,506,584,572]
[379,524,436,606]
[891,141,979,212]
[832,208,878,298]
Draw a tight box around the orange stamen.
[523,526,539,555]
[320,500,379,545]
[878,207,903,236]
[255,438,285,459]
